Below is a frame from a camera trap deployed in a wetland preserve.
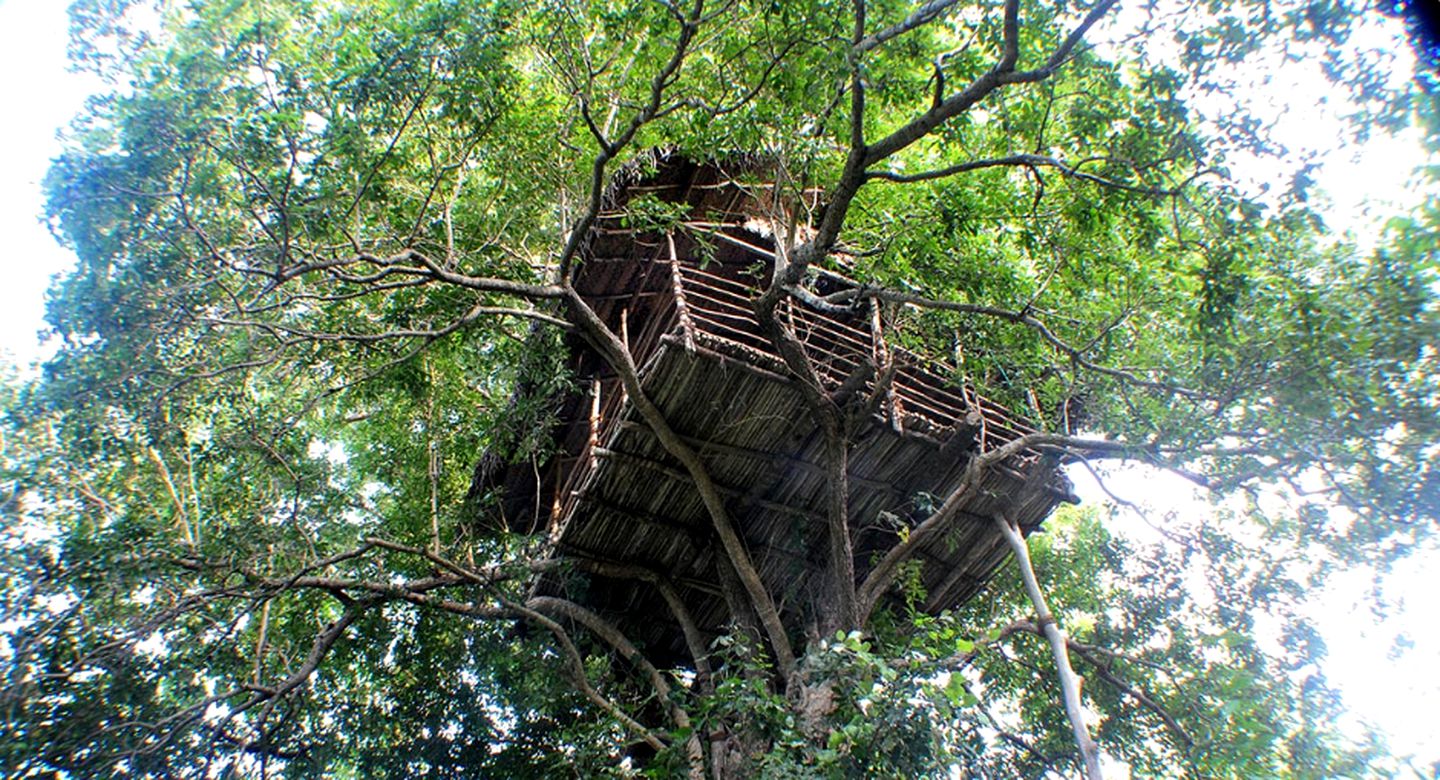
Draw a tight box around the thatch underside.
[539,341,1071,663]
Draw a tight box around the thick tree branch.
[749,296,859,632]
[563,286,798,684]
[573,557,715,685]
[998,0,1021,73]
[819,433,858,632]
[240,553,671,754]
[861,0,1119,168]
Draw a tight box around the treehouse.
[471,155,1075,666]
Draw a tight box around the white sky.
[0,0,1434,771]
[1071,466,1440,767]
[0,0,101,367]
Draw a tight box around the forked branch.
[858,432,1140,619]
[763,0,1123,316]
[531,596,706,778]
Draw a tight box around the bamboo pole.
[993,512,1103,780]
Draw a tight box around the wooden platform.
[472,156,1074,664]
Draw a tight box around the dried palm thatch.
[471,155,1075,664]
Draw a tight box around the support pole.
[619,308,630,405]
[870,298,903,433]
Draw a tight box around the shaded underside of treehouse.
[474,156,1075,664]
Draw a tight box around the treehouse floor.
[532,337,1071,664]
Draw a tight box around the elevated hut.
[473,155,1075,665]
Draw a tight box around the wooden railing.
[670,260,1040,460]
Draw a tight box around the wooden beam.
[659,332,791,381]
[565,488,819,577]
[583,496,707,545]
[564,550,727,599]
[573,288,669,301]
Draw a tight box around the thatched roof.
[471,157,1074,665]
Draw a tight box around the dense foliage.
[2,0,1437,777]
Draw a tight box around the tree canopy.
[3,0,1438,777]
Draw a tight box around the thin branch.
[241,599,373,744]
[362,536,563,585]
[867,152,1190,197]
[854,0,963,54]
[1065,637,1194,749]
[556,0,709,281]
[508,599,670,752]
[209,302,569,345]
[572,557,714,685]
